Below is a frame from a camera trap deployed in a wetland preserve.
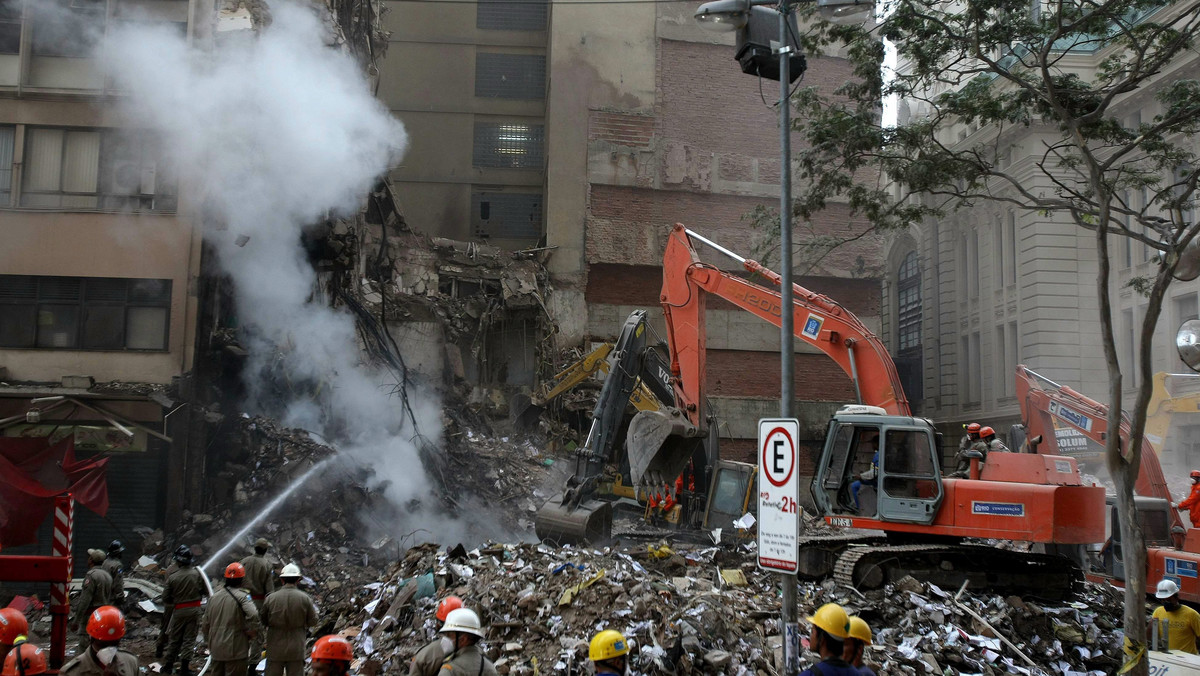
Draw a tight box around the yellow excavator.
[1145,372,1200,460]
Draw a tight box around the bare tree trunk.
[1095,215,1149,676]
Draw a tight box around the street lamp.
[694,0,873,674]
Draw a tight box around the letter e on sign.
[758,418,800,573]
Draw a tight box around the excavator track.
[795,533,886,579]
[833,543,1081,600]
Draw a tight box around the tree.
[789,0,1200,670]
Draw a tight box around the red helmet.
[967,423,981,434]
[225,562,246,579]
[0,610,28,646]
[86,606,125,641]
[980,426,995,438]
[3,643,47,676]
[311,635,353,662]
[436,596,464,622]
[1191,470,1200,479]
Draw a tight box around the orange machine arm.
[1015,364,1184,533]
[659,224,911,421]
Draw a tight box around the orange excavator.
[630,225,1105,598]
[1016,365,1200,602]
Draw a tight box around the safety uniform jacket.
[1180,482,1200,526]
[261,584,318,661]
[240,554,275,602]
[409,639,445,676]
[439,645,499,676]
[61,646,140,676]
[102,557,124,602]
[204,585,263,661]
[72,567,113,627]
[164,565,207,607]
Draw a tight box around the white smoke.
[100,3,488,542]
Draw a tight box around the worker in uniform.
[71,550,113,652]
[203,563,262,676]
[408,596,462,676]
[438,609,497,676]
[849,434,880,512]
[4,641,48,676]
[1177,470,1200,528]
[160,544,208,676]
[61,606,140,676]
[798,603,857,676]
[588,630,630,676]
[978,426,1009,455]
[102,541,125,606]
[261,563,317,676]
[959,423,981,454]
[310,635,353,676]
[1152,579,1200,653]
[241,538,275,664]
[0,609,28,665]
[842,617,874,675]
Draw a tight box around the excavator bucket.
[627,409,704,487]
[509,393,544,432]
[534,497,613,545]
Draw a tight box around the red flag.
[0,437,109,548]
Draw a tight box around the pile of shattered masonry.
[12,413,1133,676]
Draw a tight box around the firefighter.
[71,550,113,652]
[241,538,275,664]
[1152,578,1200,654]
[798,603,857,676]
[160,545,208,676]
[61,606,140,676]
[437,609,497,676]
[102,541,125,606]
[408,596,462,676]
[978,426,1009,455]
[310,636,353,676]
[261,563,317,676]
[588,630,629,676]
[1177,470,1200,527]
[0,609,28,665]
[959,423,981,454]
[4,641,47,676]
[842,617,874,675]
[203,563,262,676]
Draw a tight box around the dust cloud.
[98,3,485,544]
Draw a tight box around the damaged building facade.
[378,0,883,463]
[0,0,216,554]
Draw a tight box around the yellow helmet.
[806,603,850,639]
[589,630,630,661]
[847,617,872,645]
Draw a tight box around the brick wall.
[719,439,825,475]
[589,111,656,148]
[586,264,882,317]
[707,349,856,400]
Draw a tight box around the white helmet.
[281,563,302,578]
[439,608,485,637]
[1157,579,1181,599]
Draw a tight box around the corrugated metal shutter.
[476,0,546,31]
[472,192,542,240]
[474,53,545,100]
[472,123,544,169]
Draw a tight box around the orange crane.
[1016,364,1200,602]
[632,225,1105,598]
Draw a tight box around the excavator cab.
[811,406,944,525]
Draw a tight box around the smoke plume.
[100,3,484,542]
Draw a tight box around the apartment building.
[0,0,210,547]
[376,0,882,464]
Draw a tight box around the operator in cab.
[1152,578,1200,654]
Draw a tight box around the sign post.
[758,418,801,673]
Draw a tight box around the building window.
[476,0,546,31]
[21,127,176,211]
[1006,211,1017,285]
[31,0,104,57]
[475,53,546,100]
[897,251,921,352]
[960,335,971,405]
[0,125,12,206]
[970,331,982,403]
[0,276,171,351]
[993,215,1004,290]
[0,0,19,55]
[473,122,545,169]
[1007,321,1018,395]
[472,192,542,240]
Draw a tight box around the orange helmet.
[967,423,981,434]
[0,610,28,646]
[224,562,246,579]
[86,606,125,641]
[3,643,47,676]
[311,635,353,662]
[980,426,995,439]
[436,596,464,622]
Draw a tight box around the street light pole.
[775,5,799,674]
